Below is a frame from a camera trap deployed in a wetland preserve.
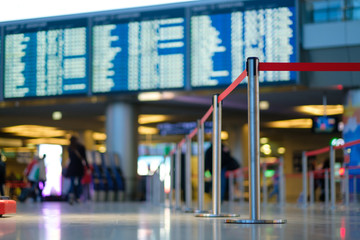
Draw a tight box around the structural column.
[106,102,138,200]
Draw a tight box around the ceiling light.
[138,115,169,124]
[93,132,107,141]
[277,147,286,154]
[260,137,269,144]
[138,126,158,135]
[52,111,62,120]
[221,131,228,140]
[265,119,313,128]
[26,138,70,145]
[138,91,175,101]
[2,125,66,138]
[259,101,269,110]
[295,105,344,116]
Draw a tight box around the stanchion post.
[262,164,268,206]
[225,57,286,224]
[169,154,173,208]
[309,172,314,205]
[146,175,151,203]
[238,170,245,204]
[302,151,308,208]
[229,172,234,203]
[175,146,182,210]
[345,167,349,207]
[325,170,329,206]
[279,156,286,207]
[184,136,194,212]
[196,119,206,213]
[330,146,336,210]
[195,94,238,218]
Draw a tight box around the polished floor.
[0,201,359,240]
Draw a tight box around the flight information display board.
[4,19,88,98]
[92,9,186,93]
[190,0,296,87]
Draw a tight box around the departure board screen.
[4,19,88,98]
[92,10,186,93]
[190,1,296,87]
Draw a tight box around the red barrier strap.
[188,128,198,139]
[305,146,330,157]
[178,138,186,148]
[200,105,213,124]
[334,139,360,150]
[260,62,360,72]
[218,69,247,102]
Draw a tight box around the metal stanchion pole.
[184,136,194,212]
[175,147,182,210]
[325,170,329,206]
[302,151,308,208]
[238,170,244,204]
[262,164,268,206]
[169,154,173,208]
[345,167,349,207]
[330,146,336,210]
[146,175,151,203]
[309,172,314,206]
[229,172,234,203]
[279,156,285,207]
[226,57,286,224]
[196,119,207,213]
[195,94,238,218]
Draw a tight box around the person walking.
[37,154,47,201]
[66,136,89,204]
[0,154,6,196]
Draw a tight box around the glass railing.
[304,0,360,23]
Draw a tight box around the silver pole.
[229,172,234,203]
[146,175,151,203]
[197,119,205,212]
[225,57,285,224]
[175,146,181,210]
[169,154,173,208]
[248,57,261,220]
[195,94,238,218]
[238,170,244,204]
[309,172,314,205]
[325,170,329,206]
[345,167,349,207]
[279,156,285,206]
[302,151,308,208]
[184,136,193,212]
[212,94,221,215]
[330,146,336,209]
[262,164,267,206]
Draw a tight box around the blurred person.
[81,164,93,201]
[205,144,241,201]
[66,136,89,204]
[19,157,39,202]
[0,154,6,196]
[37,154,47,201]
[268,168,280,202]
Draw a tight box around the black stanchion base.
[225,219,287,224]
[195,213,240,218]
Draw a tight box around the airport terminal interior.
[0,0,360,239]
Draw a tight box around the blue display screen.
[4,19,88,98]
[190,1,297,87]
[92,11,186,93]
